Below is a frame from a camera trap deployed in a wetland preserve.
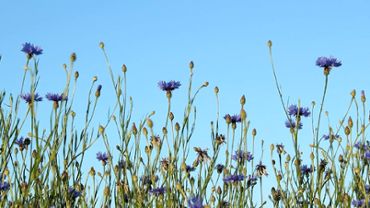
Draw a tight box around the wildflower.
[322,134,340,141]
[140,175,158,186]
[0,181,10,191]
[117,160,126,169]
[158,80,181,91]
[354,141,368,150]
[150,135,162,148]
[215,134,226,145]
[256,162,268,177]
[185,165,196,173]
[68,187,81,199]
[223,114,241,123]
[194,147,211,163]
[276,144,285,155]
[45,93,67,102]
[95,85,102,97]
[352,199,364,207]
[288,105,310,117]
[316,56,342,68]
[316,56,341,75]
[21,42,43,57]
[231,150,253,162]
[364,151,370,160]
[215,164,225,174]
[365,184,370,194]
[188,196,204,208]
[285,119,302,129]
[96,152,109,165]
[160,158,170,171]
[223,174,245,183]
[246,175,258,188]
[14,137,30,151]
[20,93,43,104]
[301,165,314,176]
[149,187,166,196]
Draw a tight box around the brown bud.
[70,52,77,63]
[99,42,105,49]
[74,71,79,80]
[214,86,219,94]
[240,95,246,105]
[122,64,127,73]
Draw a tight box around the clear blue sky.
[1,0,370,204]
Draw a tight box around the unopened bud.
[70,52,77,63]
[99,42,105,49]
[122,64,127,73]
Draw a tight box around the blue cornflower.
[354,141,368,150]
[316,56,342,68]
[301,165,314,175]
[21,42,43,57]
[285,119,302,129]
[215,164,225,174]
[288,105,310,117]
[20,93,43,104]
[231,150,253,162]
[322,134,340,141]
[352,199,364,207]
[364,151,370,160]
[158,81,181,91]
[186,165,196,173]
[45,93,67,102]
[365,184,370,194]
[149,187,166,196]
[0,181,10,191]
[68,187,81,199]
[118,160,126,169]
[224,114,241,123]
[96,152,109,165]
[140,175,159,185]
[187,196,204,208]
[247,175,258,188]
[14,137,30,151]
[223,174,245,183]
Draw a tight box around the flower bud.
[169,112,174,121]
[74,71,79,80]
[351,89,356,98]
[122,64,127,73]
[147,119,153,128]
[70,52,77,63]
[267,40,272,48]
[99,41,105,49]
[240,95,246,105]
[344,126,350,136]
[252,128,257,137]
[189,61,194,70]
[214,86,219,94]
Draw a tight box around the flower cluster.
[158,81,181,91]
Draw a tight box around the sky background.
[1,0,370,205]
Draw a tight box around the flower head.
[21,42,43,57]
[20,93,43,104]
[0,181,10,191]
[187,196,204,208]
[364,151,370,160]
[301,165,314,176]
[322,134,340,141]
[158,81,181,91]
[14,137,30,151]
[185,165,196,173]
[256,162,268,177]
[194,147,211,163]
[45,93,67,102]
[96,152,109,165]
[149,187,166,196]
[223,174,245,183]
[276,144,285,155]
[288,105,310,117]
[231,150,253,162]
[246,175,258,188]
[285,119,302,129]
[215,164,225,174]
[68,187,81,199]
[316,56,342,68]
[224,114,241,123]
[316,56,341,75]
[352,199,365,207]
